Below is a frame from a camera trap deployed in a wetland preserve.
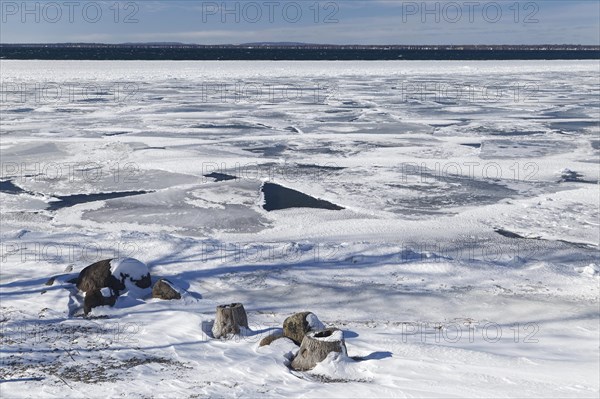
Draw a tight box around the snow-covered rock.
[110,258,152,291]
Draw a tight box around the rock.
[76,258,151,315]
[76,259,124,293]
[259,333,284,347]
[83,287,117,315]
[76,258,151,295]
[291,328,347,371]
[152,279,182,300]
[212,303,248,339]
[283,312,324,345]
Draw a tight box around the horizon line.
[2,42,599,48]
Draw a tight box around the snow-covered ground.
[1,60,598,398]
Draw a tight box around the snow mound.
[309,352,371,383]
[575,264,600,277]
[306,313,325,331]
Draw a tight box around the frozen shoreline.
[1,60,598,397]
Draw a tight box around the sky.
[1,0,599,45]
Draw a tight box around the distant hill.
[120,42,189,46]
[1,43,598,51]
[240,42,318,47]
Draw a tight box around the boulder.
[291,328,347,371]
[83,287,118,315]
[76,258,151,315]
[283,312,325,345]
[152,279,182,300]
[76,259,123,293]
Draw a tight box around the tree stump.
[291,328,347,371]
[211,303,248,339]
[283,312,325,345]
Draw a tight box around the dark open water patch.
[494,228,597,249]
[495,229,526,239]
[103,131,130,137]
[204,172,237,182]
[262,183,343,212]
[0,180,27,194]
[244,144,288,157]
[296,164,346,171]
[192,123,270,130]
[48,191,150,211]
[558,169,597,184]
[488,130,547,137]
[7,108,35,113]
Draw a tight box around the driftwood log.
[259,333,284,347]
[212,303,248,338]
[291,328,347,371]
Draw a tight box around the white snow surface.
[0,60,598,398]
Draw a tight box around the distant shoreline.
[1,44,598,60]
[2,43,599,50]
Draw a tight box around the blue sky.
[1,1,599,44]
